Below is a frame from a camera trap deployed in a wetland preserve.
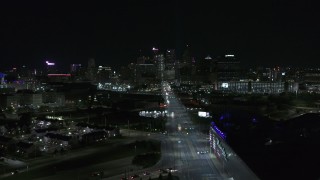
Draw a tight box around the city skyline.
[1,1,320,70]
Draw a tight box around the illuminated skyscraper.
[165,49,176,64]
[155,54,165,81]
[164,49,176,81]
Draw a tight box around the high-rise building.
[155,54,165,81]
[195,55,217,84]
[97,66,112,83]
[70,64,86,82]
[88,58,96,69]
[70,64,82,73]
[217,54,240,81]
[135,64,157,85]
[86,58,97,82]
[165,49,176,64]
[119,63,135,84]
[179,45,196,83]
[182,45,195,65]
[45,60,57,74]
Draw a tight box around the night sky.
[1,0,319,71]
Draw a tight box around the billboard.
[221,83,229,88]
[198,111,210,118]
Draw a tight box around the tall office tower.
[182,45,192,64]
[270,66,284,82]
[120,63,135,84]
[152,47,159,64]
[163,50,175,81]
[70,64,85,81]
[19,65,31,78]
[87,58,96,82]
[97,66,112,83]
[152,47,159,55]
[155,54,165,81]
[70,64,82,73]
[217,54,240,81]
[88,58,96,69]
[45,60,57,74]
[195,55,217,84]
[165,49,176,64]
[135,64,157,85]
[179,45,196,83]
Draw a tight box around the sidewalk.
[209,153,233,180]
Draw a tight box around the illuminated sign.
[210,124,228,161]
[215,138,228,161]
[46,115,63,120]
[198,111,210,118]
[221,83,229,88]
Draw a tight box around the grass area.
[131,140,161,168]
[132,152,161,168]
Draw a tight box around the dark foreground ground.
[222,113,320,180]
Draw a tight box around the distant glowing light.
[205,56,212,60]
[225,54,234,57]
[46,61,55,66]
[222,83,229,88]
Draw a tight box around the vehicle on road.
[10,170,19,175]
[143,171,150,175]
[130,174,139,179]
[159,169,168,174]
[197,151,208,154]
[90,171,104,177]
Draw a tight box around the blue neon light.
[211,122,227,140]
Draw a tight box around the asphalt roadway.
[158,90,228,180]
